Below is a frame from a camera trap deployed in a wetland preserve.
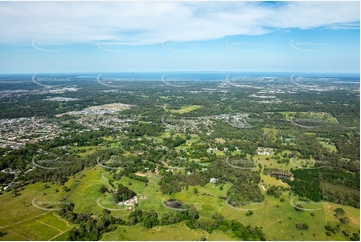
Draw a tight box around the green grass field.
[170,105,202,114]
[0,194,73,241]
[64,167,132,217]
[317,138,338,152]
[71,145,99,157]
[0,182,65,227]
[100,222,208,241]
[322,202,360,240]
[223,193,327,240]
[0,156,358,241]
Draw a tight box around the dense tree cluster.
[113,184,136,203]
[267,185,288,199]
[287,169,322,202]
[287,169,360,208]
[56,202,124,240]
[158,171,208,195]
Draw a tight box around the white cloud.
[0,1,358,45]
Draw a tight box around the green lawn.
[318,139,338,152]
[322,201,360,240]
[100,222,207,241]
[170,105,202,114]
[0,155,358,241]
[261,174,290,188]
[65,168,120,215]
[0,182,63,227]
[0,212,73,241]
[219,189,332,241]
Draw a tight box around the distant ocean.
[76,72,361,82]
[0,72,359,83]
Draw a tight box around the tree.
[351,232,360,241]
[128,216,137,226]
[96,218,106,231]
[334,208,345,217]
[296,223,309,230]
[102,209,111,216]
[294,204,304,211]
[99,185,108,194]
[342,230,350,237]
[12,188,18,197]
[340,217,350,225]
[193,187,198,194]
[246,210,254,216]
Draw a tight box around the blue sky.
[0,1,359,74]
